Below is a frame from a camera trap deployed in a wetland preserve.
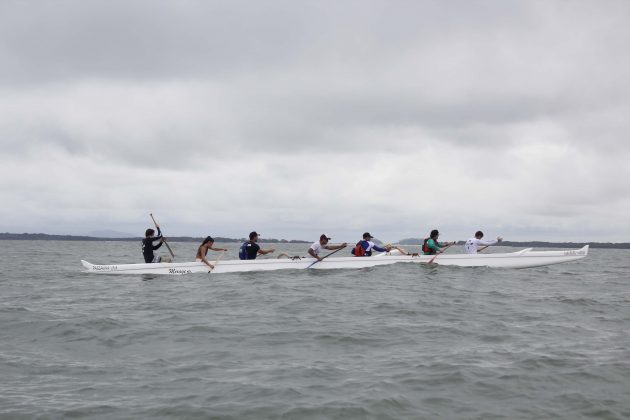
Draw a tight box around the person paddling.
[196,236,228,269]
[422,229,455,255]
[308,234,347,261]
[464,231,503,254]
[142,226,165,263]
[239,231,275,260]
[351,232,391,257]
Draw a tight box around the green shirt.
[424,238,445,255]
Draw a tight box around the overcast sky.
[1,0,629,243]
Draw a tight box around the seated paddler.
[239,231,275,260]
[308,234,347,261]
[464,230,503,254]
[196,236,228,269]
[351,232,391,257]
[142,226,165,263]
[422,229,455,255]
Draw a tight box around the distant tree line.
[2,233,629,249]
[397,237,630,249]
[0,233,309,244]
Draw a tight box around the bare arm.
[324,242,348,251]
[209,245,228,252]
[308,248,321,260]
[199,253,214,269]
[197,245,214,269]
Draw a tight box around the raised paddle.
[427,242,455,264]
[149,213,175,260]
[306,245,347,269]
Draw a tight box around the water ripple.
[1,241,629,419]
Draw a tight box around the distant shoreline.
[1,232,629,249]
[0,232,310,244]
[398,239,630,249]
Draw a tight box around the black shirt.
[142,228,163,263]
[244,241,260,260]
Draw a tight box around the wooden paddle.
[427,242,454,264]
[208,251,226,273]
[306,245,347,268]
[149,213,175,260]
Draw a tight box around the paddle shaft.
[306,246,346,268]
[428,243,454,264]
[150,213,175,259]
[208,251,226,273]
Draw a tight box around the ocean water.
[1,240,629,419]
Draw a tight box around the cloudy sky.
[1,0,629,243]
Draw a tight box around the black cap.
[363,232,373,239]
[249,231,259,240]
[320,234,331,241]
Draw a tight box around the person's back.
[422,237,439,255]
[351,240,369,256]
[351,232,390,257]
[142,228,163,263]
[422,229,453,255]
[464,231,502,254]
[239,231,274,260]
[196,236,227,268]
[239,240,260,260]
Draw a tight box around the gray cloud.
[1,0,629,242]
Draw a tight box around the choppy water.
[1,240,629,419]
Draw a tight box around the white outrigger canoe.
[81,245,588,275]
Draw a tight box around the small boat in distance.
[81,245,589,275]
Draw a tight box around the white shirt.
[364,241,377,253]
[464,237,498,254]
[310,241,324,256]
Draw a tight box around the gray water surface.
[1,240,629,419]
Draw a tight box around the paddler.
[422,229,455,255]
[308,234,347,261]
[351,232,391,257]
[142,226,165,263]
[238,231,275,260]
[196,236,228,269]
[464,231,503,254]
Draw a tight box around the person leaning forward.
[422,229,455,255]
[239,231,275,260]
[196,236,228,269]
[464,230,503,254]
[351,232,391,257]
[308,234,347,261]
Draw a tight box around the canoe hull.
[81,245,589,275]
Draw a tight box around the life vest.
[238,241,250,260]
[353,240,368,257]
[423,238,437,255]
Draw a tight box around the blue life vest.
[238,241,249,260]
